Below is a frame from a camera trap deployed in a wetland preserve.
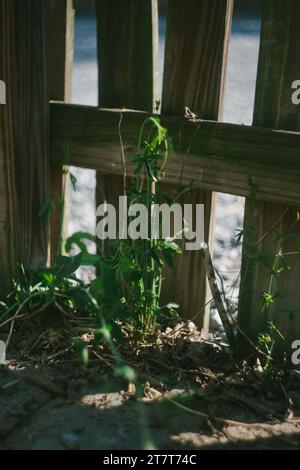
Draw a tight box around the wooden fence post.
[160,0,233,329]
[238,0,300,356]
[49,0,74,261]
[0,0,50,288]
[96,0,158,112]
[0,1,18,289]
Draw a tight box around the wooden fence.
[1,0,300,356]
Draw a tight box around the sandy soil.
[1,334,300,450]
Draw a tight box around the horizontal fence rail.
[51,102,300,206]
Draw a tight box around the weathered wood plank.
[50,103,300,207]
[253,1,300,130]
[0,1,18,289]
[49,0,74,261]
[49,0,74,102]
[162,0,233,120]
[96,0,158,111]
[160,0,233,328]
[0,0,50,276]
[238,0,300,356]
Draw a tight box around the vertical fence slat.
[0,0,50,276]
[238,0,300,355]
[160,0,233,329]
[49,0,74,261]
[15,0,50,269]
[95,1,158,256]
[162,0,233,119]
[96,0,158,111]
[0,0,50,292]
[49,0,74,102]
[0,1,18,290]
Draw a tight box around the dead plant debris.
[1,319,300,450]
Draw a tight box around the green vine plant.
[257,321,284,370]
[0,117,189,364]
[92,117,183,338]
[232,202,300,366]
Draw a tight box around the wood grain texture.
[50,103,300,206]
[49,0,74,102]
[0,1,50,278]
[96,0,159,110]
[162,0,233,120]
[49,0,74,261]
[157,181,212,327]
[0,1,18,289]
[160,0,233,328]
[238,0,300,356]
[253,0,300,130]
[14,0,50,269]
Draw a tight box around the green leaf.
[89,277,103,297]
[69,172,77,191]
[166,302,179,310]
[110,321,125,343]
[38,199,55,225]
[114,364,137,383]
[149,249,163,267]
[80,253,100,266]
[146,162,158,182]
[95,325,111,342]
[74,340,89,365]
[52,253,83,276]
[163,249,174,268]
[163,240,182,254]
[263,293,274,305]
[42,272,55,284]
[99,261,118,300]
[65,231,97,254]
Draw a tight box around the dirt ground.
[1,325,300,450]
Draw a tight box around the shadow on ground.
[1,358,300,450]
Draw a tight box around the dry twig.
[200,243,235,351]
